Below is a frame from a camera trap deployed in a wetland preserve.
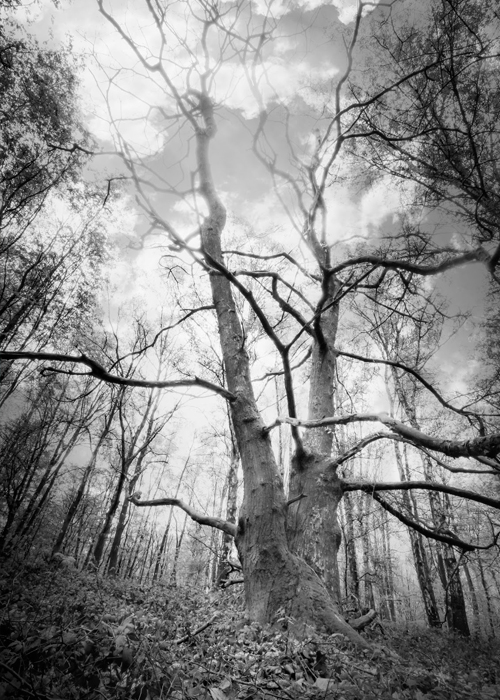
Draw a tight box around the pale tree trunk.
[287,277,343,602]
[196,97,363,643]
[216,417,239,587]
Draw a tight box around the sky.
[11,0,493,432]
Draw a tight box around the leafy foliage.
[0,16,92,229]
[0,560,498,700]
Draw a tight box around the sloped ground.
[0,559,498,700]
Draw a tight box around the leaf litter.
[0,559,498,700]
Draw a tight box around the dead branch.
[127,495,236,537]
[269,412,500,460]
[342,479,500,512]
[0,351,234,401]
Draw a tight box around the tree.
[2,0,500,643]
[0,13,110,408]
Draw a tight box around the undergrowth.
[0,558,498,699]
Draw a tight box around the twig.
[175,613,219,644]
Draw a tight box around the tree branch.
[334,348,480,421]
[342,479,500,511]
[329,247,489,277]
[0,351,235,401]
[128,495,236,537]
[268,412,500,459]
[368,491,498,552]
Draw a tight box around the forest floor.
[0,558,498,700]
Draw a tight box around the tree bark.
[287,276,343,602]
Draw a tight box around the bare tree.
[2,0,500,643]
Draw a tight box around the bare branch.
[334,348,480,421]
[329,247,490,277]
[342,479,500,511]
[368,491,498,552]
[269,412,500,459]
[128,495,236,537]
[0,351,235,401]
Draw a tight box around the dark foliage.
[0,559,498,700]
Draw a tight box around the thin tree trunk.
[393,441,440,627]
[391,371,469,635]
[169,513,188,587]
[107,382,164,574]
[216,417,239,587]
[52,409,114,555]
[360,493,375,610]
[381,511,396,621]
[477,555,495,638]
[152,453,192,581]
[343,491,360,602]
[462,560,479,633]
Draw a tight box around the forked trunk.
[196,109,365,643]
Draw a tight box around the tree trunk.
[381,511,396,622]
[287,277,343,603]
[216,417,239,587]
[152,454,192,582]
[360,494,375,611]
[391,373,469,634]
[462,560,479,633]
[443,554,470,636]
[169,513,188,586]
[393,442,440,627]
[52,406,114,555]
[196,101,364,643]
[342,491,360,602]
[92,461,130,568]
[477,555,495,638]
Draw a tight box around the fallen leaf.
[209,689,228,700]
[314,677,337,692]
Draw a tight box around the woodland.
[1,0,500,697]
